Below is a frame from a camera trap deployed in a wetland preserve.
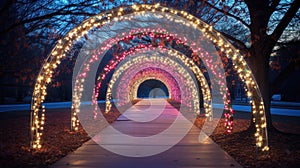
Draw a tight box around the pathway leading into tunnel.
[52,99,241,168]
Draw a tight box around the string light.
[105,54,201,114]
[85,33,215,123]
[117,68,181,104]
[102,47,212,119]
[30,4,268,151]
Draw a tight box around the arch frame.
[105,53,200,114]
[29,4,268,152]
[104,47,212,117]
[120,67,181,102]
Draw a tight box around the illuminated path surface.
[52,99,241,168]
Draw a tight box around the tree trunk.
[245,0,280,132]
[248,47,277,132]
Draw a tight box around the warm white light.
[30,4,268,152]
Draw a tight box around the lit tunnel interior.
[137,79,169,99]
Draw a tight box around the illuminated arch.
[77,30,264,150]
[91,34,210,109]
[114,64,193,107]
[75,32,220,133]
[30,4,268,151]
[104,48,211,117]
[118,67,181,102]
[105,54,200,114]
[83,32,234,135]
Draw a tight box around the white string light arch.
[30,4,268,152]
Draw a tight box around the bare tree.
[184,0,300,130]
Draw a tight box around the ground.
[0,101,299,167]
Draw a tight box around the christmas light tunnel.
[121,67,181,102]
[105,53,201,114]
[104,49,211,115]
[77,32,226,128]
[30,4,268,152]
[75,32,231,135]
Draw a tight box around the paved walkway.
[52,99,241,168]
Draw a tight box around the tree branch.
[270,0,300,43]
[202,0,250,29]
[0,10,95,35]
[0,1,100,35]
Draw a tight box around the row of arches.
[118,68,180,102]
[30,4,268,152]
